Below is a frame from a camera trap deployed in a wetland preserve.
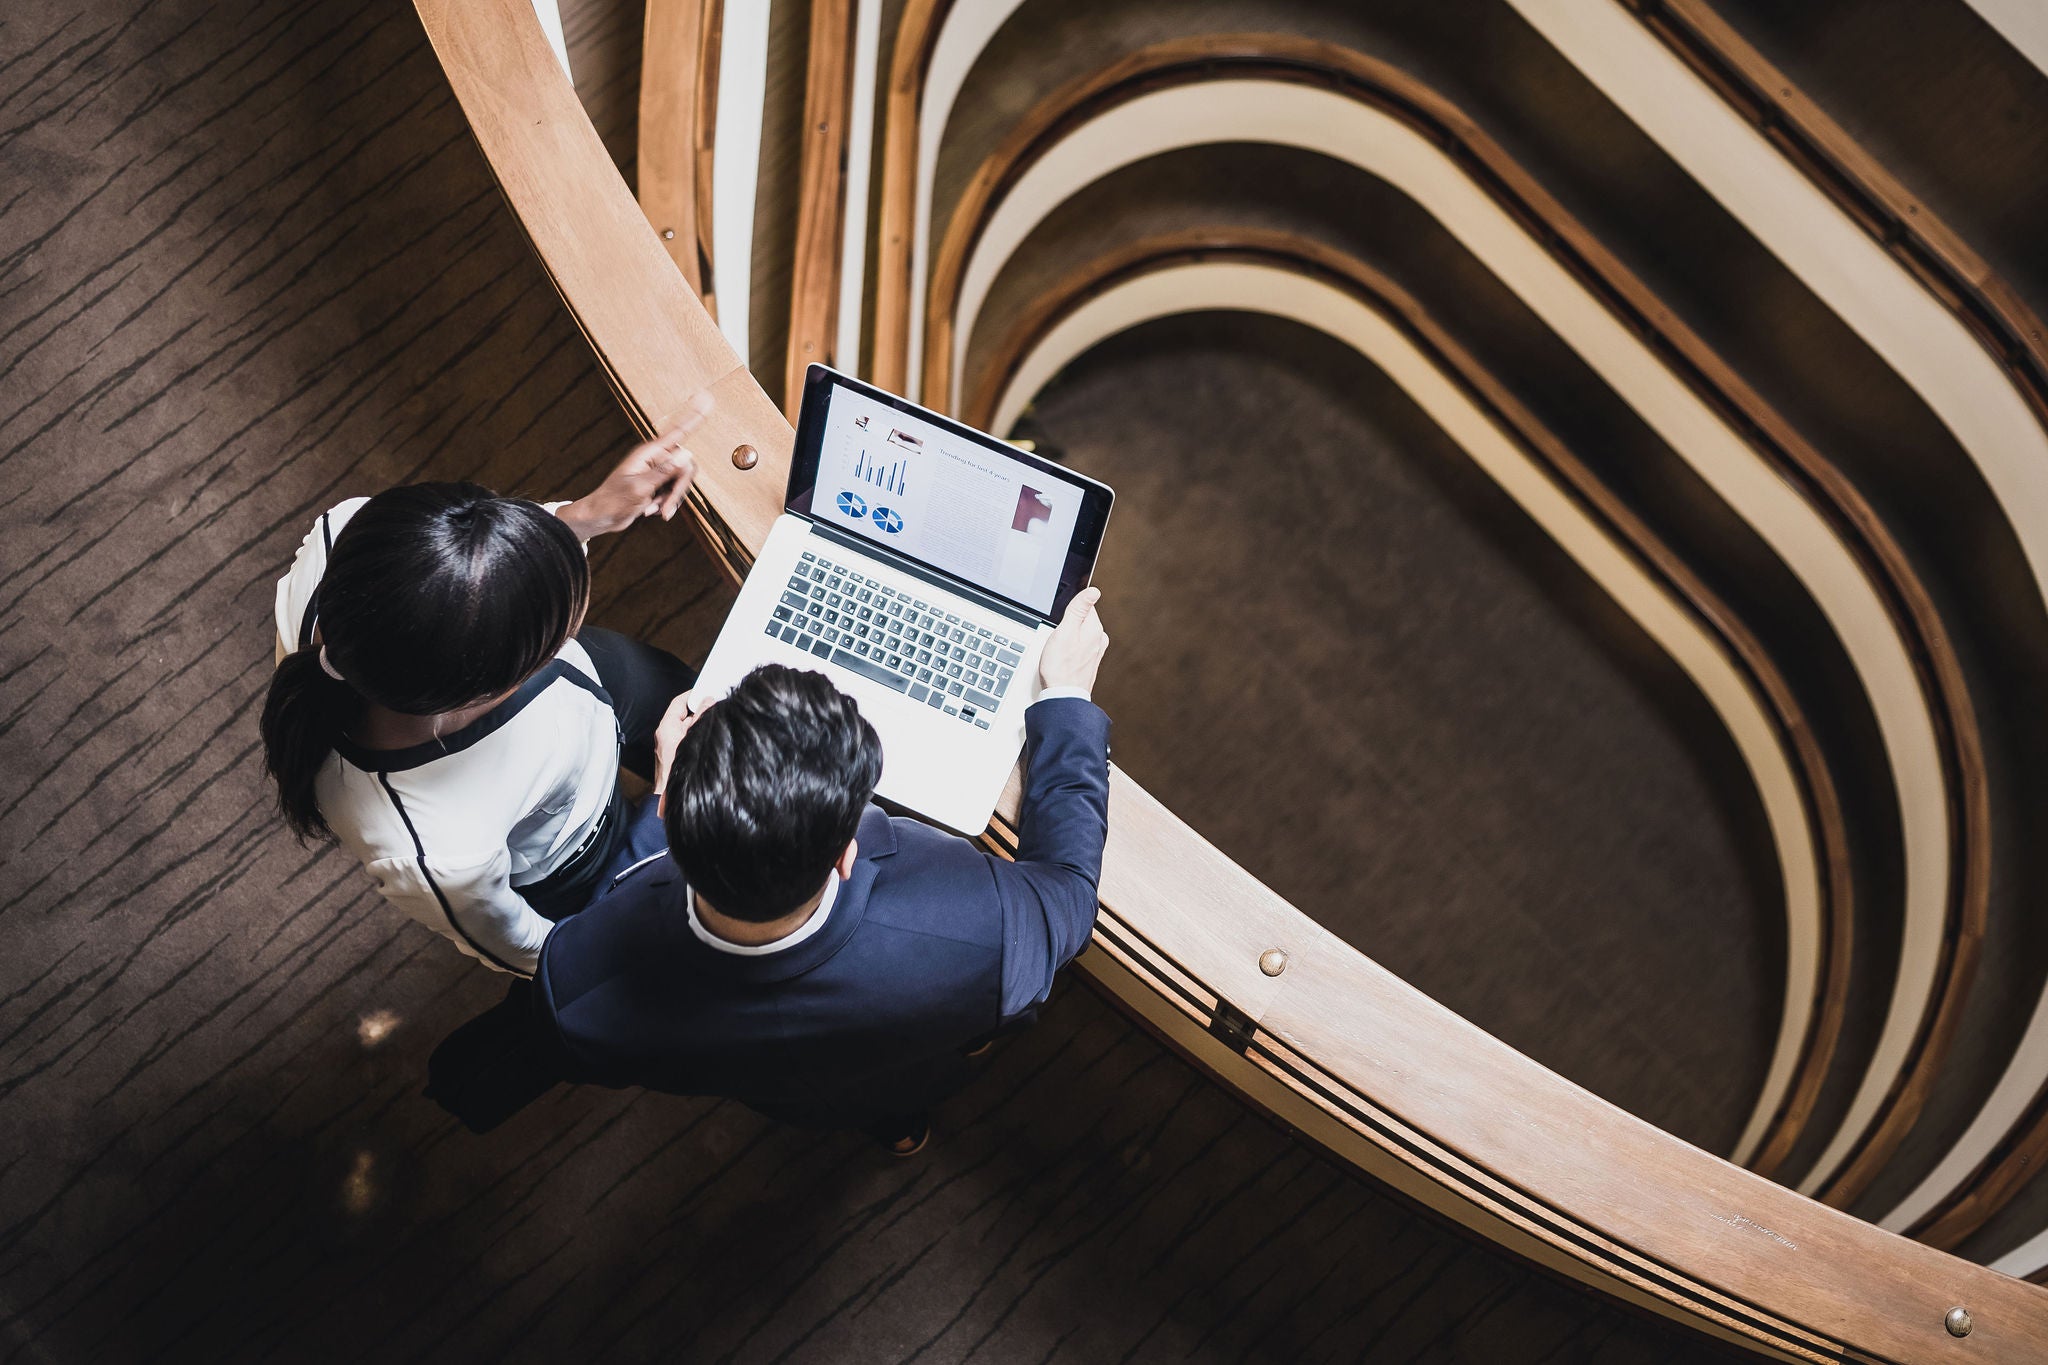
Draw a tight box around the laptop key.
[975,718,990,729]
[948,681,964,697]
[781,626,800,644]
[928,690,944,709]
[996,649,1021,667]
[809,638,830,658]
[765,620,779,636]
[780,591,806,609]
[964,688,998,712]
[910,684,928,703]
[773,606,792,622]
[831,647,910,694]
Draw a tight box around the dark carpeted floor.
[0,1,1756,1360]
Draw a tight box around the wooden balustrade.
[913,31,1987,1204]
[410,0,2048,1357]
[1627,0,2048,1251]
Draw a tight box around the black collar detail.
[335,660,581,773]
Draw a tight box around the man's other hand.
[653,690,713,815]
[1038,586,1107,695]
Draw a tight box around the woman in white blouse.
[262,401,710,975]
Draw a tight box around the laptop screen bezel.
[784,365,1114,624]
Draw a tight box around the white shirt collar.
[686,871,839,956]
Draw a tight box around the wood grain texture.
[867,0,952,392]
[783,0,857,413]
[637,0,717,301]
[915,30,1989,1207]
[411,0,2048,1357]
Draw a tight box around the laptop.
[691,365,1115,834]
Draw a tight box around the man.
[530,588,1111,1152]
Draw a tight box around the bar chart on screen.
[853,448,910,495]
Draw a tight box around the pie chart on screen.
[871,506,903,534]
[836,491,867,519]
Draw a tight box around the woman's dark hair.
[664,665,883,922]
[261,483,590,839]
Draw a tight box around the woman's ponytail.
[261,647,356,840]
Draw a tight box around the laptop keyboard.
[769,549,1028,730]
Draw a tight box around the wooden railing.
[638,0,721,304]
[1628,0,2048,1252]
[961,228,1856,1163]
[411,0,2048,1358]
[910,30,1988,1203]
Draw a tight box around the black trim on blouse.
[337,660,571,772]
[376,771,527,976]
[296,511,334,652]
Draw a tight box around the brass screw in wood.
[731,444,758,471]
[1945,1307,1973,1338]
[1259,949,1288,977]
[662,228,675,240]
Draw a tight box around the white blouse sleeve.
[274,497,370,663]
[361,845,554,976]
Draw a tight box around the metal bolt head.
[1259,949,1288,977]
[1945,1306,1973,1338]
[731,443,758,471]
[662,228,675,240]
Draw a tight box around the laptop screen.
[787,367,1113,621]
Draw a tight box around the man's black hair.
[663,665,883,922]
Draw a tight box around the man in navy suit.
[531,588,1112,1152]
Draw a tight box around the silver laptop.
[692,365,1115,833]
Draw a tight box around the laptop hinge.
[1207,999,1257,1055]
[802,519,1043,629]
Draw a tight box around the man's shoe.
[884,1119,931,1158]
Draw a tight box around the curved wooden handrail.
[1632,0,2048,439]
[782,0,857,416]
[968,227,1857,1163]
[914,30,1987,1204]
[637,0,721,305]
[1504,0,2048,1223]
[1627,0,2048,1251]
[409,0,2048,1356]
[966,227,1858,1158]
[868,0,953,393]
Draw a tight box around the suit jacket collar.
[654,804,896,984]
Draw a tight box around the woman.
[262,400,710,975]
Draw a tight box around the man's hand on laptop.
[1038,587,1107,697]
[557,388,715,541]
[653,690,714,816]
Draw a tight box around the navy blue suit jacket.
[532,697,1111,1130]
